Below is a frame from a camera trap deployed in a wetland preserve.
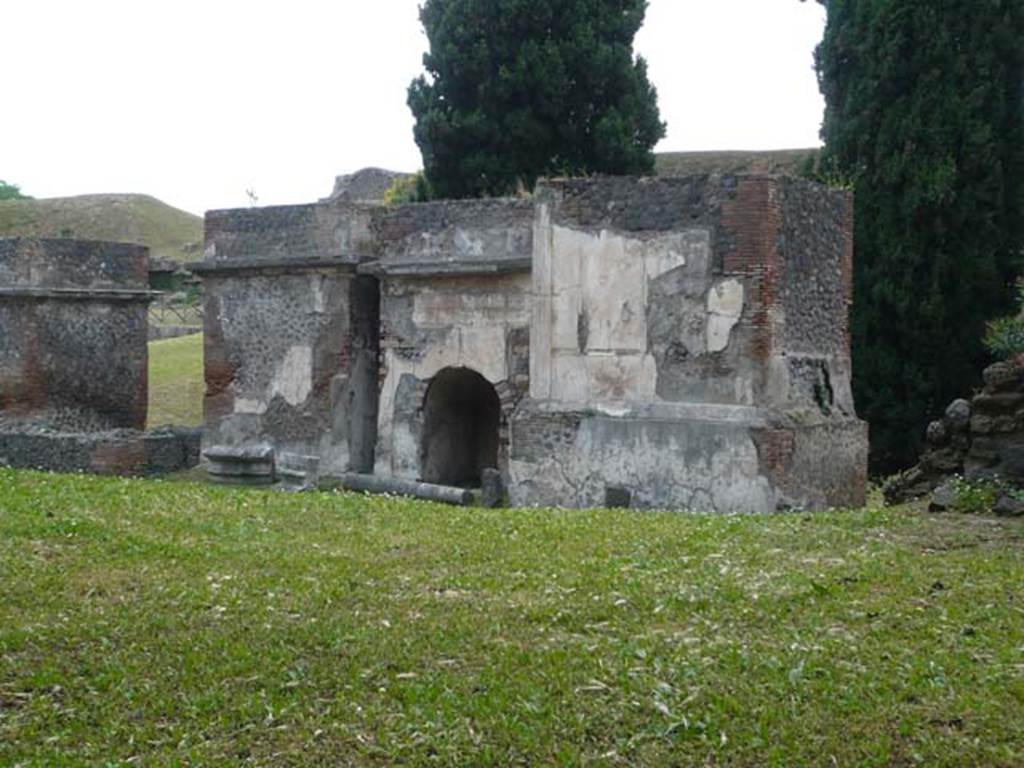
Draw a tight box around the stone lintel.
[359,257,532,278]
[0,287,160,302]
[190,257,359,276]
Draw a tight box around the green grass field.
[147,333,204,429]
[1,469,1022,766]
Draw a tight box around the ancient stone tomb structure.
[197,175,868,512]
[0,237,200,475]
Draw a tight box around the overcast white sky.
[4,1,826,215]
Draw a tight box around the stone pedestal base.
[509,400,868,513]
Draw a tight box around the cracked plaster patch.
[707,279,744,353]
[273,345,313,406]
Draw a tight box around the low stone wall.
[0,425,202,476]
[886,360,1024,503]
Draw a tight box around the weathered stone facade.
[0,238,150,431]
[0,237,201,476]
[511,177,865,511]
[196,174,867,511]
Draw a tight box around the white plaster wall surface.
[533,223,713,404]
[413,288,528,328]
[508,412,775,513]
[402,227,529,260]
[706,279,745,354]
[273,345,313,406]
[376,274,531,477]
[530,204,555,399]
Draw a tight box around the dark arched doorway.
[421,367,500,486]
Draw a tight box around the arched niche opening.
[420,367,500,487]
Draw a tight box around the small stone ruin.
[196,173,868,512]
[885,359,1024,514]
[0,237,200,475]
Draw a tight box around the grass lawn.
[147,333,204,429]
[1,470,1023,765]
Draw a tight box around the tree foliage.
[408,0,665,200]
[815,0,1024,472]
[984,280,1024,362]
[0,180,30,201]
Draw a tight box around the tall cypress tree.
[408,0,665,200]
[815,0,1024,473]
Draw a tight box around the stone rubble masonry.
[885,359,1024,504]
[0,425,202,477]
[0,237,202,477]
[0,237,150,431]
[321,168,413,204]
[195,174,868,511]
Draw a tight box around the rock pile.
[885,359,1024,513]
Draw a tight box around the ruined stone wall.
[203,201,377,265]
[886,360,1024,505]
[530,176,749,406]
[371,199,534,480]
[773,177,856,414]
[0,425,201,477]
[197,203,378,479]
[0,238,200,478]
[511,176,867,512]
[527,176,857,411]
[196,175,867,510]
[0,238,150,431]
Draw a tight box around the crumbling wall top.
[370,197,534,276]
[0,237,148,291]
[202,201,377,269]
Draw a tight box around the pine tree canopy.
[815,0,1024,472]
[408,0,666,200]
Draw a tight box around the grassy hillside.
[0,193,203,263]
[655,148,820,177]
[148,333,204,428]
[1,470,1022,765]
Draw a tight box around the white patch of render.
[412,287,527,329]
[454,228,485,257]
[311,275,326,314]
[234,397,268,415]
[272,345,313,407]
[706,279,745,353]
[529,202,555,399]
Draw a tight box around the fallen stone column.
[320,473,475,506]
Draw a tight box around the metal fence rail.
[148,303,204,328]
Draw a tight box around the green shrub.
[0,179,30,200]
[984,280,1024,361]
[382,172,429,205]
[950,474,1024,515]
[952,476,998,515]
